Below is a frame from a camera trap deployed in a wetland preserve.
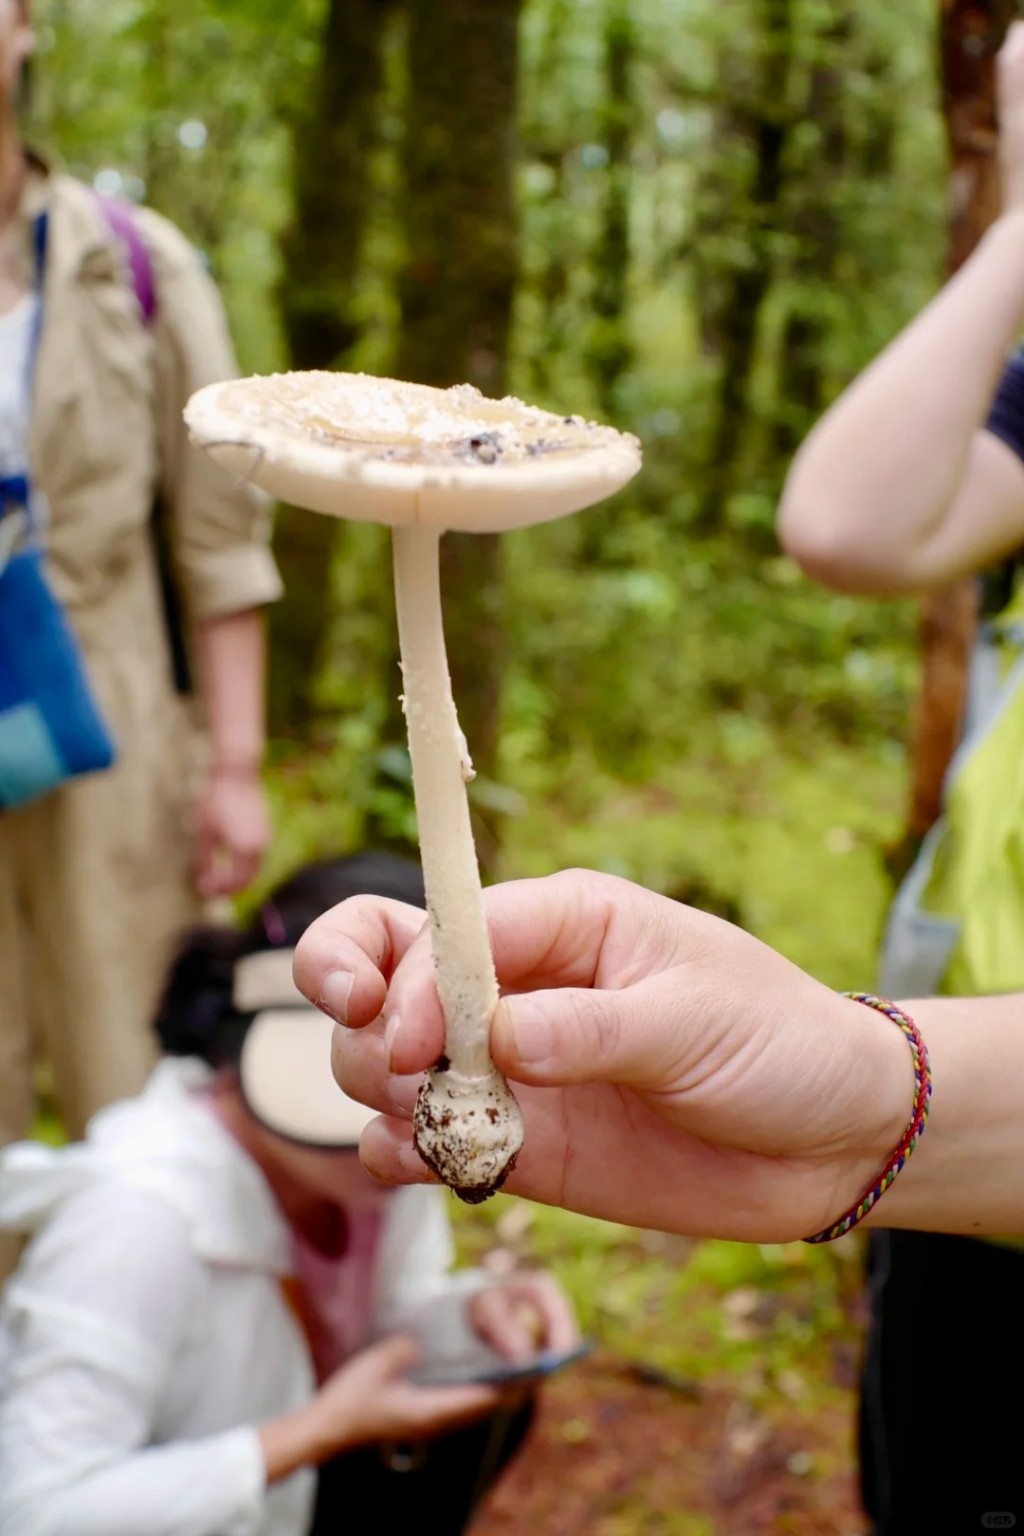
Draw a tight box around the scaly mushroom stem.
[392,523,524,1203]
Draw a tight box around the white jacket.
[0,1060,484,1536]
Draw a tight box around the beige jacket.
[22,162,281,668]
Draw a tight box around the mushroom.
[184,371,642,1202]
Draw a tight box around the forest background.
[29,1,965,1530]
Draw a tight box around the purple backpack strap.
[94,194,156,326]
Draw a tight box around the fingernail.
[320,970,354,1024]
[500,997,551,1064]
[384,1012,402,1070]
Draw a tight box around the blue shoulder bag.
[0,210,119,809]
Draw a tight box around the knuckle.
[572,987,624,1065]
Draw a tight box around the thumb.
[492,985,671,1090]
[364,1333,422,1378]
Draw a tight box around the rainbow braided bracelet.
[802,992,933,1245]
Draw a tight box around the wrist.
[862,996,1024,1235]
[303,1393,357,1461]
[857,1002,939,1232]
[209,756,263,783]
[260,1392,359,1483]
[847,995,914,1161]
[806,994,922,1241]
[259,1401,337,1484]
[856,999,920,1160]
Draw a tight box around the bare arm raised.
[778,23,1024,595]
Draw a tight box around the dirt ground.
[472,1349,866,1536]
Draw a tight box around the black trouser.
[860,1230,1024,1534]
[310,1400,534,1536]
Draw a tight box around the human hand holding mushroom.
[294,869,923,1241]
[185,372,641,1202]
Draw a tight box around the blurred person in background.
[0,851,577,1536]
[778,20,1024,1532]
[0,0,280,1278]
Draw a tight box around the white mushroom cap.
[185,371,642,532]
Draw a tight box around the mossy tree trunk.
[380,0,522,874]
[270,0,397,738]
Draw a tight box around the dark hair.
[154,851,425,1066]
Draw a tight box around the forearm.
[194,609,267,776]
[862,992,1024,1236]
[779,210,1024,586]
[258,1401,342,1483]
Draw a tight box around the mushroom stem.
[391,522,524,1202]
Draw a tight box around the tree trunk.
[269,0,396,738]
[522,0,573,400]
[694,0,795,534]
[577,1,636,567]
[279,0,398,370]
[772,6,850,460]
[377,0,522,874]
[588,2,635,420]
[899,0,1015,869]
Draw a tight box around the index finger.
[385,869,678,1075]
[292,896,429,1027]
[296,871,619,1066]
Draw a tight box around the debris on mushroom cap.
[207,371,636,466]
[187,370,642,534]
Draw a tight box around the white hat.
[232,949,377,1148]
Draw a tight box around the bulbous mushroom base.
[413,1064,525,1205]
